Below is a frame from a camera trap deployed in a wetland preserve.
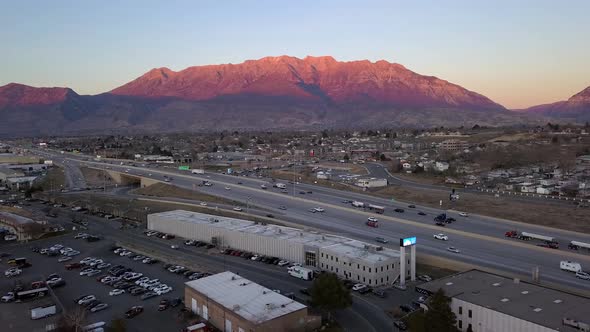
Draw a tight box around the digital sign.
[400,237,417,247]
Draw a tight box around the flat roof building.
[416,269,590,332]
[185,271,319,332]
[148,210,407,286]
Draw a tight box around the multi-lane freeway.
[32,149,590,293]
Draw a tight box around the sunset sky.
[1,0,589,109]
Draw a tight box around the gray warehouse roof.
[186,271,306,323]
[416,269,590,332]
[150,210,400,263]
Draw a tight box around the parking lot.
[0,235,195,332]
[0,199,440,332]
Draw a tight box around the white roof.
[186,271,306,323]
[151,210,401,263]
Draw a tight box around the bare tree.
[56,307,87,332]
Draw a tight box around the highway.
[32,149,590,293]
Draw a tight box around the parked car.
[352,284,367,292]
[109,289,125,296]
[90,303,109,313]
[125,306,144,318]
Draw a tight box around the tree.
[466,324,474,332]
[343,154,350,161]
[408,289,458,332]
[310,273,352,320]
[108,318,127,332]
[56,307,87,332]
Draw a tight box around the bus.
[288,266,313,281]
[367,204,385,214]
[16,287,48,301]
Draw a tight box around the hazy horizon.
[1,0,589,109]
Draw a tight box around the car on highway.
[375,237,388,244]
[418,211,427,216]
[224,187,231,190]
[433,233,448,241]
[367,217,378,222]
[233,207,243,212]
[394,208,405,213]
[447,247,461,254]
[199,202,207,206]
[459,212,468,217]
[435,221,446,227]
[313,207,325,213]
[278,206,287,210]
[576,271,590,280]
[408,204,416,208]
[170,245,179,250]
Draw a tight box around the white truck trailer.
[31,304,56,320]
[191,169,205,174]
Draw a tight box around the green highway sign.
[178,166,190,170]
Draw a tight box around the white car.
[4,235,17,241]
[1,292,15,302]
[154,286,172,295]
[314,207,325,213]
[459,212,468,217]
[78,295,96,305]
[447,247,461,253]
[170,245,179,250]
[352,284,367,291]
[135,277,150,285]
[4,268,22,277]
[576,271,590,280]
[433,233,448,241]
[233,207,243,212]
[200,202,208,206]
[278,260,290,267]
[109,289,125,296]
[224,187,231,190]
[367,217,378,223]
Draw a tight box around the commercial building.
[438,139,469,151]
[355,177,388,188]
[416,269,590,332]
[148,210,407,286]
[185,271,318,332]
[0,211,47,241]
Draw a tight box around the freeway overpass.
[32,148,590,293]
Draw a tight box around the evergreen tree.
[408,289,459,332]
[310,273,352,320]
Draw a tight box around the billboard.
[400,237,416,247]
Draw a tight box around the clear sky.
[1,0,588,109]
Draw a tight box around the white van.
[560,260,582,273]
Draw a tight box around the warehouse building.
[148,210,407,286]
[185,271,319,332]
[355,177,388,188]
[417,269,590,332]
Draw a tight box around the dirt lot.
[80,167,115,187]
[131,183,242,206]
[315,162,368,175]
[374,186,590,233]
[271,170,362,192]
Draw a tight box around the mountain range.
[0,56,586,136]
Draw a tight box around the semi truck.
[569,241,590,251]
[31,304,56,320]
[505,231,559,248]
